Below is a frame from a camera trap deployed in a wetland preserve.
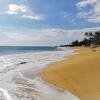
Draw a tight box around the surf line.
[0,88,13,100]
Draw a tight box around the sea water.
[0,46,79,100]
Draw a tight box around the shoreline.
[40,47,80,99]
[41,47,76,77]
[0,48,76,100]
[42,47,100,100]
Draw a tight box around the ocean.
[0,46,61,55]
[0,46,79,100]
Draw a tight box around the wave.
[0,48,79,100]
[0,88,12,100]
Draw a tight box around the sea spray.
[0,88,13,100]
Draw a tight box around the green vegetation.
[60,31,100,47]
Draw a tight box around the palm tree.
[85,32,94,46]
[94,31,100,45]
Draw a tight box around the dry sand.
[42,47,100,100]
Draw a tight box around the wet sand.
[42,47,100,100]
[0,49,79,100]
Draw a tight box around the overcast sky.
[0,0,100,46]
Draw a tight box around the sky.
[0,0,100,46]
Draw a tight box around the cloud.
[6,4,45,20]
[76,0,97,9]
[21,14,45,20]
[76,0,100,23]
[6,4,27,14]
[0,27,100,46]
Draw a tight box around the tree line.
[60,31,100,47]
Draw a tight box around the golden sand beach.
[42,47,100,100]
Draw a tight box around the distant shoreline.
[42,47,100,100]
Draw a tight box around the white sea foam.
[0,48,79,100]
[0,88,12,100]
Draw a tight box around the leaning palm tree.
[85,32,94,46]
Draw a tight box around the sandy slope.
[42,47,100,100]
